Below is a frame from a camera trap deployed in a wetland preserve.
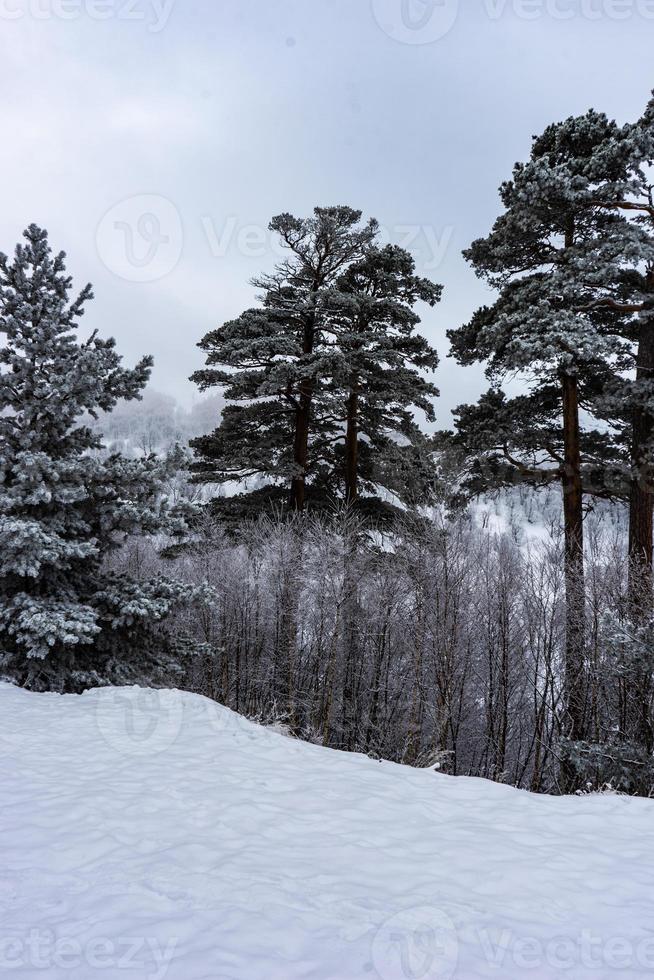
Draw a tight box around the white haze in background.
[87,389,225,456]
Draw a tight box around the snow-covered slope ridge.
[1,683,654,979]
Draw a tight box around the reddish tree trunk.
[626,311,654,752]
[628,314,654,604]
[289,381,314,511]
[344,381,359,506]
[560,371,587,749]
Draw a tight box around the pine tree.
[447,111,639,762]
[564,95,654,764]
[191,209,442,519]
[325,244,441,508]
[581,94,654,599]
[0,225,196,692]
[191,207,378,514]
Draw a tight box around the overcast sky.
[1,0,653,426]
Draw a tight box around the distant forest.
[86,389,225,457]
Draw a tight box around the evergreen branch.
[591,200,654,218]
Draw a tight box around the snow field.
[1,683,654,979]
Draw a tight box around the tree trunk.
[290,381,313,511]
[628,313,654,605]
[345,379,359,506]
[404,609,425,766]
[341,528,360,751]
[289,292,319,512]
[626,305,654,752]
[560,370,587,752]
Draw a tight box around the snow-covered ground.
[2,684,654,980]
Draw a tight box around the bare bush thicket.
[115,505,644,793]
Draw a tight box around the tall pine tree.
[191,207,377,514]
[325,244,441,508]
[447,111,638,767]
[582,94,654,600]
[191,209,441,518]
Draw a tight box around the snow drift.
[1,683,653,979]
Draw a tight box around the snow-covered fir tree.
[0,225,200,692]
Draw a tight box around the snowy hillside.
[2,684,654,980]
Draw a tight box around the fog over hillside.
[87,389,226,456]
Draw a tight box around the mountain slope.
[1,683,653,979]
